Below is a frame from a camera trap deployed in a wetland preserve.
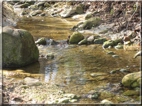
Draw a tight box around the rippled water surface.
[3,16,141,103]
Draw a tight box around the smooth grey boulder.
[2,26,39,68]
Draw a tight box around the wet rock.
[101,99,113,104]
[46,53,54,59]
[35,37,46,45]
[2,26,39,68]
[121,71,141,88]
[119,69,130,73]
[87,91,100,99]
[87,35,95,43]
[90,73,106,77]
[134,51,141,58]
[102,40,115,48]
[69,32,84,44]
[110,69,120,74]
[30,10,43,16]
[94,38,107,44]
[44,2,51,8]
[58,98,70,103]
[103,38,123,49]
[78,39,87,45]
[36,2,45,7]
[64,94,80,99]
[114,43,123,49]
[46,39,59,45]
[112,55,119,58]
[19,3,30,8]
[106,51,115,55]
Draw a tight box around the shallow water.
[3,16,141,103]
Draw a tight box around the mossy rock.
[30,10,42,16]
[102,40,115,48]
[2,26,39,68]
[123,90,140,96]
[75,4,84,14]
[94,38,107,44]
[35,37,46,45]
[85,13,93,20]
[82,17,102,29]
[121,72,141,88]
[69,32,84,44]
[114,43,123,49]
[78,39,87,45]
[19,3,30,8]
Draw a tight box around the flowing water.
[3,16,141,104]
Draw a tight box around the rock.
[85,13,93,20]
[46,53,54,59]
[87,92,100,99]
[24,77,41,86]
[94,38,107,44]
[75,4,84,14]
[36,2,45,7]
[123,90,140,96]
[112,55,119,58]
[134,51,141,58]
[114,43,123,49]
[81,17,102,30]
[64,94,80,99]
[102,40,115,48]
[101,99,113,104]
[119,69,130,73]
[44,2,51,8]
[78,39,87,45]
[30,10,42,16]
[69,32,84,44]
[19,3,30,8]
[35,37,46,45]
[87,35,94,43]
[110,69,119,74]
[60,6,76,18]
[58,98,70,103]
[121,71,141,88]
[28,5,39,10]
[3,2,19,27]
[2,26,39,68]
[106,51,115,55]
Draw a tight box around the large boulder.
[2,26,39,68]
[121,71,141,88]
[69,32,84,44]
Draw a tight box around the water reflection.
[44,62,58,82]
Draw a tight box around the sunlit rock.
[2,26,39,68]
[121,71,141,88]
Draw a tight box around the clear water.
[3,16,141,103]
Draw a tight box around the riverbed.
[3,16,141,104]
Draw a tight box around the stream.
[3,16,141,104]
